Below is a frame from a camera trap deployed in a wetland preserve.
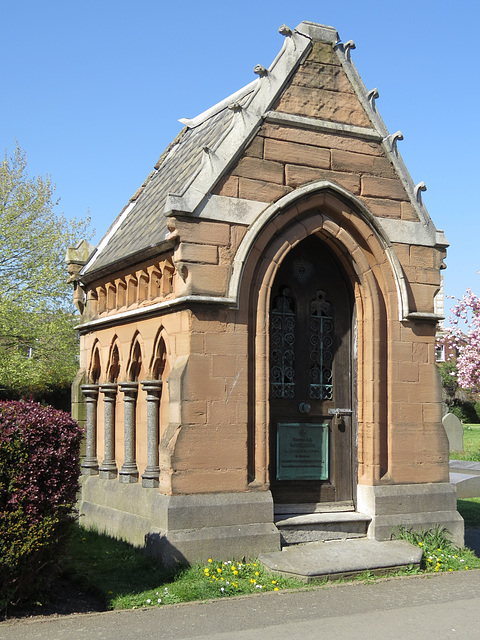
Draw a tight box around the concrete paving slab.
[259,538,422,582]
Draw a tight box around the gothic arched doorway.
[269,235,355,507]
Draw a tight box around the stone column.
[141,380,163,488]
[119,382,139,483]
[99,383,118,479]
[80,384,99,475]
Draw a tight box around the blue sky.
[2,0,479,314]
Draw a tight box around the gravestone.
[443,413,464,453]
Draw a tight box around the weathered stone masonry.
[68,22,462,565]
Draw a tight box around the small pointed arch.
[89,340,102,383]
[127,332,144,382]
[106,336,121,383]
[150,330,167,380]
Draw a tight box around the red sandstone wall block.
[173,219,231,246]
[244,136,264,158]
[171,469,247,494]
[184,263,230,296]
[409,283,436,313]
[204,331,247,357]
[285,164,360,194]
[360,197,402,219]
[391,341,413,363]
[173,426,246,470]
[238,177,292,202]
[361,175,408,201]
[264,138,330,169]
[207,400,238,425]
[275,85,371,127]
[307,41,341,65]
[410,245,436,269]
[401,202,419,221]
[392,243,410,267]
[394,361,419,383]
[260,123,384,157]
[213,175,239,197]
[331,149,396,178]
[293,60,354,93]
[182,401,207,424]
[412,343,429,364]
[211,354,237,377]
[232,156,284,184]
[176,242,218,264]
[423,403,442,424]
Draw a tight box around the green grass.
[61,519,480,612]
[394,525,480,573]
[450,424,480,461]
[457,497,480,527]
[63,526,305,610]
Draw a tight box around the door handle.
[299,402,311,414]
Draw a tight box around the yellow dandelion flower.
[208,558,213,563]
[217,568,222,573]
[255,571,259,576]
[274,587,279,591]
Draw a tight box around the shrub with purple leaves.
[0,400,83,609]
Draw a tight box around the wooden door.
[269,236,354,506]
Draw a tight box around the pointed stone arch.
[126,332,144,382]
[238,185,399,498]
[88,340,102,384]
[149,329,168,380]
[106,336,121,383]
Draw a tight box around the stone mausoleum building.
[67,21,463,565]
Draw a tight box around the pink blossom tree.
[443,289,480,393]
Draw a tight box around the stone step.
[275,511,372,545]
[259,538,423,582]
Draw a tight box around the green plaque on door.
[277,423,329,481]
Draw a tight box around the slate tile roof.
[84,89,254,276]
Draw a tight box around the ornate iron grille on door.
[309,290,333,400]
[270,287,295,399]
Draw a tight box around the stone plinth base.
[78,477,280,566]
[357,483,464,548]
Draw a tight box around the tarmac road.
[2,569,480,640]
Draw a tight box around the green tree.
[0,144,91,401]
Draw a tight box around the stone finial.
[384,131,404,152]
[65,239,96,316]
[344,40,356,57]
[367,88,379,108]
[253,64,268,77]
[333,39,356,60]
[279,24,293,36]
[65,239,96,282]
[414,181,427,203]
